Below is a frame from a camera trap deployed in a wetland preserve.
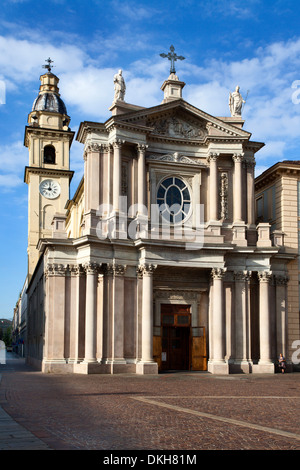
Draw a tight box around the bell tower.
[24,59,74,278]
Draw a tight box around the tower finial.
[43,57,54,73]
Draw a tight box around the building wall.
[255,169,300,364]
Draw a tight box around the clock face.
[39,179,61,199]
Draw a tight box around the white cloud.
[0,141,27,172]
[1,29,300,170]
[0,173,23,189]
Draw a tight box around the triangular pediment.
[110,99,251,142]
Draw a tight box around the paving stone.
[0,356,300,451]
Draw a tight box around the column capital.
[83,262,102,275]
[69,264,85,277]
[137,263,157,277]
[211,267,227,280]
[257,270,272,283]
[243,157,256,169]
[232,153,244,163]
[104,262,127,277]
[112,139,125,149]
[137,143,148,153]
[234,270,252,282]
[113,264,127,276]
[83,142,105,160]
[274,274,289,286]
[45,263,68,278]
[207,152,219,163]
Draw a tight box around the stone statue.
[113,69,126,102]
[229,86,245,117]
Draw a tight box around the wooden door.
[191,327,207,371]
[161,304,191,371]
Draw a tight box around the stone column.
[136,263,158,374]
[137,144,148,210]
[69,264,85,363]
[208,268,229,374]
[42,263,68,372]
[233,270,252,372]
[83,262,100,364]
[257,271,274,372]
[245,158,256,226]
[207,153,219,221]
[113,140,124,213]
[232,153,244,222]
[101,264,114,364]
[112,264,127,367]
[275,274,289,359]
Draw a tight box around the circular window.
[157,177,191,224]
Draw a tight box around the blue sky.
[1,0,300,318]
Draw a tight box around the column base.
[208,360,229,375]
[229,360,253,374]
[136,361,158,375]
[73,361,137,374]
[252,362,275,374]
[42,359,73,374]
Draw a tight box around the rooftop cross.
[160,45,185,74]
[43,57,54,73]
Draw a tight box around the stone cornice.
[24,166,74,184]
[24,125,75,148]
[255,161,300,191]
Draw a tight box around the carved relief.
[147,152,202,166]
[219,172,228,220]
[149,116,207,140]
[121,161,128,196]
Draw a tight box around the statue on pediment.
[229,86,245,117]
[113,69,126,102]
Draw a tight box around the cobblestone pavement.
[1,355,300,451]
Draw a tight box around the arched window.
[157,176,191,224]
[43,145,56,164]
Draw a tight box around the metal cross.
[43,57,54,73]
[160,45,185,74]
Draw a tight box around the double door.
[153,303,207,371]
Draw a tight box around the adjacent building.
[255,161,300,367]
[23,54,296,375]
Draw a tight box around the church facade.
[24,57,295,375]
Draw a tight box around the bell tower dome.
[24,59,74,278]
